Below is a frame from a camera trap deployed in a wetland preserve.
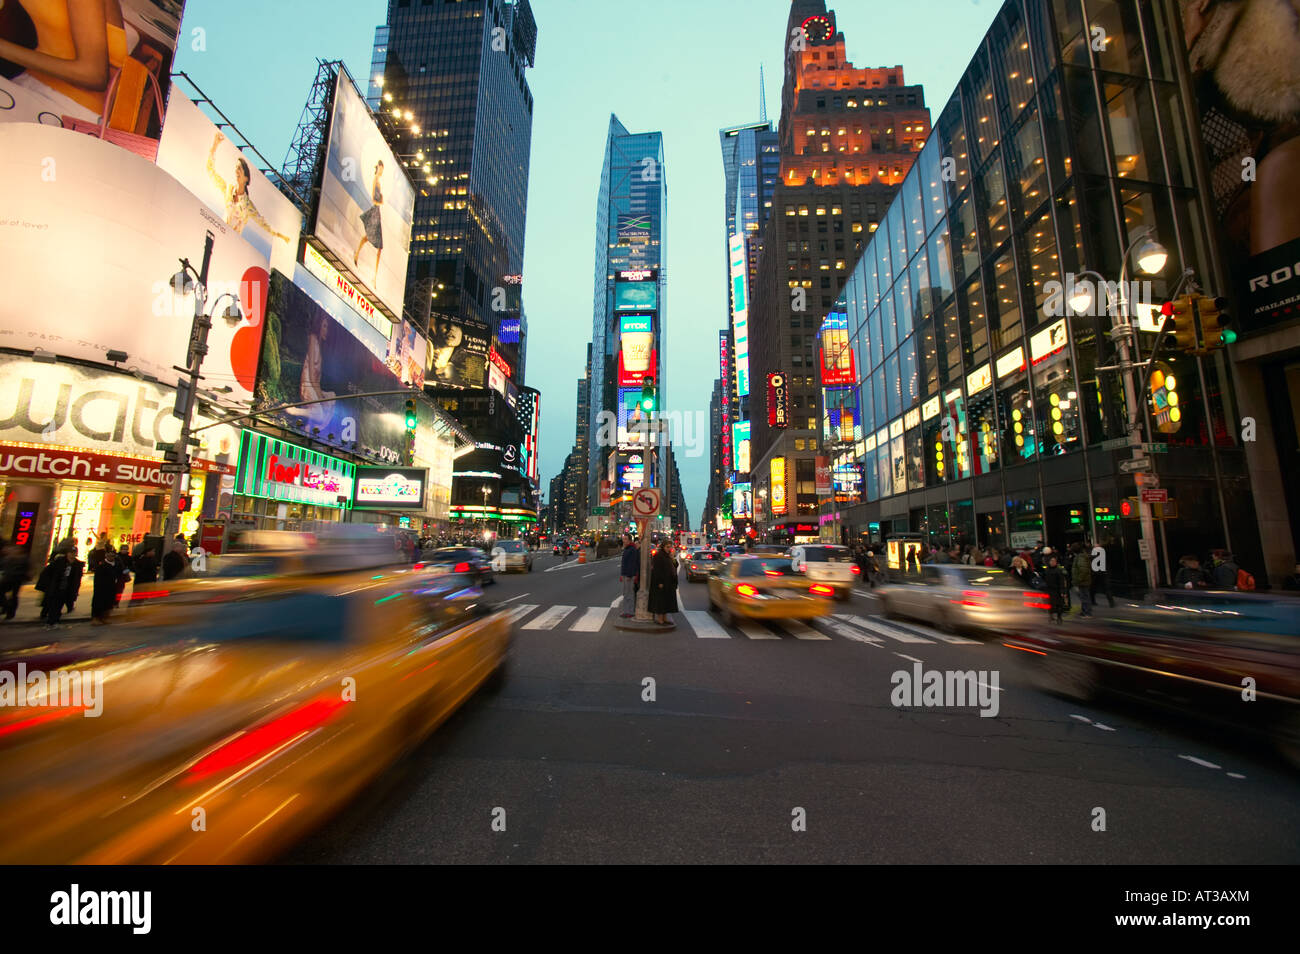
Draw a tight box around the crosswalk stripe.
[875,615,981,645]
[737,621,780,640]
[816,617,884,644]
[779,619,831,640]
[682,610,731,639]
[570,607,609,632]
[503,603,538,624]
[522,605,576,630]
[840,614,933,643]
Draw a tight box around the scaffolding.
[280,59,343,222]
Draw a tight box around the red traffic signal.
[1120,497,1137,519]
[177,494,192,513]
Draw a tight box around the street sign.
[155,442,176,454]
[1140,488,1168,503]
[590,507,609,515]
[1134,472,1160,488]
[1140,443,1169,454]
[1119,458,1151,474]
[632,487,661,518]
[160,462,189,475]
[1138,538,1152,561]
[1100,437,1134,451]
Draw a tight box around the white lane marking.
[570,607,609,632]
[583,572,596,578]
[1092,723,1115,731]
[1178,755,1222,770]
[1070,714,1093,724]
[886,617,981,645]
[977,681,1004,693]
[522,605,576,630]
[779,619,831,640]
[503,603,538,624]
[737,621,780,640]
[498,593,529,605]
[1227,772,1246,779]
[815,617,884,644]
[894,653,924,664]
[841,615,932,644]
[853,588,873,598]
[682,610,730,639]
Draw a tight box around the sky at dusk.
[173,0,1002,523]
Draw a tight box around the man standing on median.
[619,533,639,618]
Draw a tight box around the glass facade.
[818,0,1260,585]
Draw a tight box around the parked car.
[788,544,860,600]
[420,547,495,586]
[491,539,533,573]
[708,556,832,625]
[684,549,725,582]
[1006,590,1300,768]
[875,564,1049,635]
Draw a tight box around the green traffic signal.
[404,399,418,429]
[1220,328,1238,345]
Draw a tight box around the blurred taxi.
[420,546,495,586]
[708,556,832,625]
[490,539,533,573]
[875,564,1049,636]
[684,549,724,582]
[1005,590,1300,767]
[0,531,511,864]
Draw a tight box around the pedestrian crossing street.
[498,601,983,646]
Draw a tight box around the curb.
[613,619,677,632]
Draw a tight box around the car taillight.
[736,583,759,598]
[798,563,807,573]
[810,584,834,596]
[454,562,471,573]
[413,562,425,570]
[127,589,170,601]
[951,589,987,607]
[1023,590,1051,609]
[850,565,860,574]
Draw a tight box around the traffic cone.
[577,550,587,564]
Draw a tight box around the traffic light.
[1196,296,1235,350]
[639,378,657,414]
[1120,497,1138,519]
[177,494,192,513]
[404,398,418,430]
[1167,295,1199,354]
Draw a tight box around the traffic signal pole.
[1112,282,1161,595]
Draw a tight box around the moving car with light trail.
[788,544,860,601]
[491,539,533,573]
[708,556,832,625]
[875,564,1049,635]
[684,549,724,582]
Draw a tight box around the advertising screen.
[427,315,490,388]
[729,233,750,397]
[616,213,651,242]
[614,282,657,312]
[313,70,415,321]
[0,124,269,402]
[234,430,355,509]
[618,314,656,387]
[819,321,856,386]
[770,457,788,515]
[256,272,407,464]
[354,466,428,510]
[767,372,789,428]
[733,481,752,519]
[385,318,427,388]
[156,90,303,277]
[731,420,750,473]
[1184,25,1300,333]
[0,0,182,148]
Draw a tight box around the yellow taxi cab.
[707,555,833,626]
[0,541,510,864]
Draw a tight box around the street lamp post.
[1068,226,1169,594]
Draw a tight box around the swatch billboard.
[0,124,268,402]
[256,272,407,464]
[312,69,415,322]
[0,0,182,150]
[155,89,303,277]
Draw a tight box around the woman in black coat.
[647,540,679,625]
[91,547,127,624]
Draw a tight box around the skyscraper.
[746,0,929,542]
[372,0,537,343]
[587,115,667,530]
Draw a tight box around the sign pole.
[636,518,652,620]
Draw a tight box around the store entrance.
[50,484,161,559]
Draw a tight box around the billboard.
[733,481,753,518]
[729,233,750,397]
[614,282,658,312]
[234,430,354,509]
[385,318,427,388]
[313,69,415,321]
[731,420,750,473]
[256,272,406,464]
[0,124,269,401]
[618,314,656,387]
[1184,20,1300,333]
[819,320,856,386]
[770,457,788,515]
[768,372,790,428]
[0,0,182,148]
[155,89,303,276]
[616,213,651,242]
[815,457,832,497]
[427,315,490,388]
[353,466,428,510]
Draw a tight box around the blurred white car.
[875,565,1050,636]
[491,539,533,573]
[788,544,860,601]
